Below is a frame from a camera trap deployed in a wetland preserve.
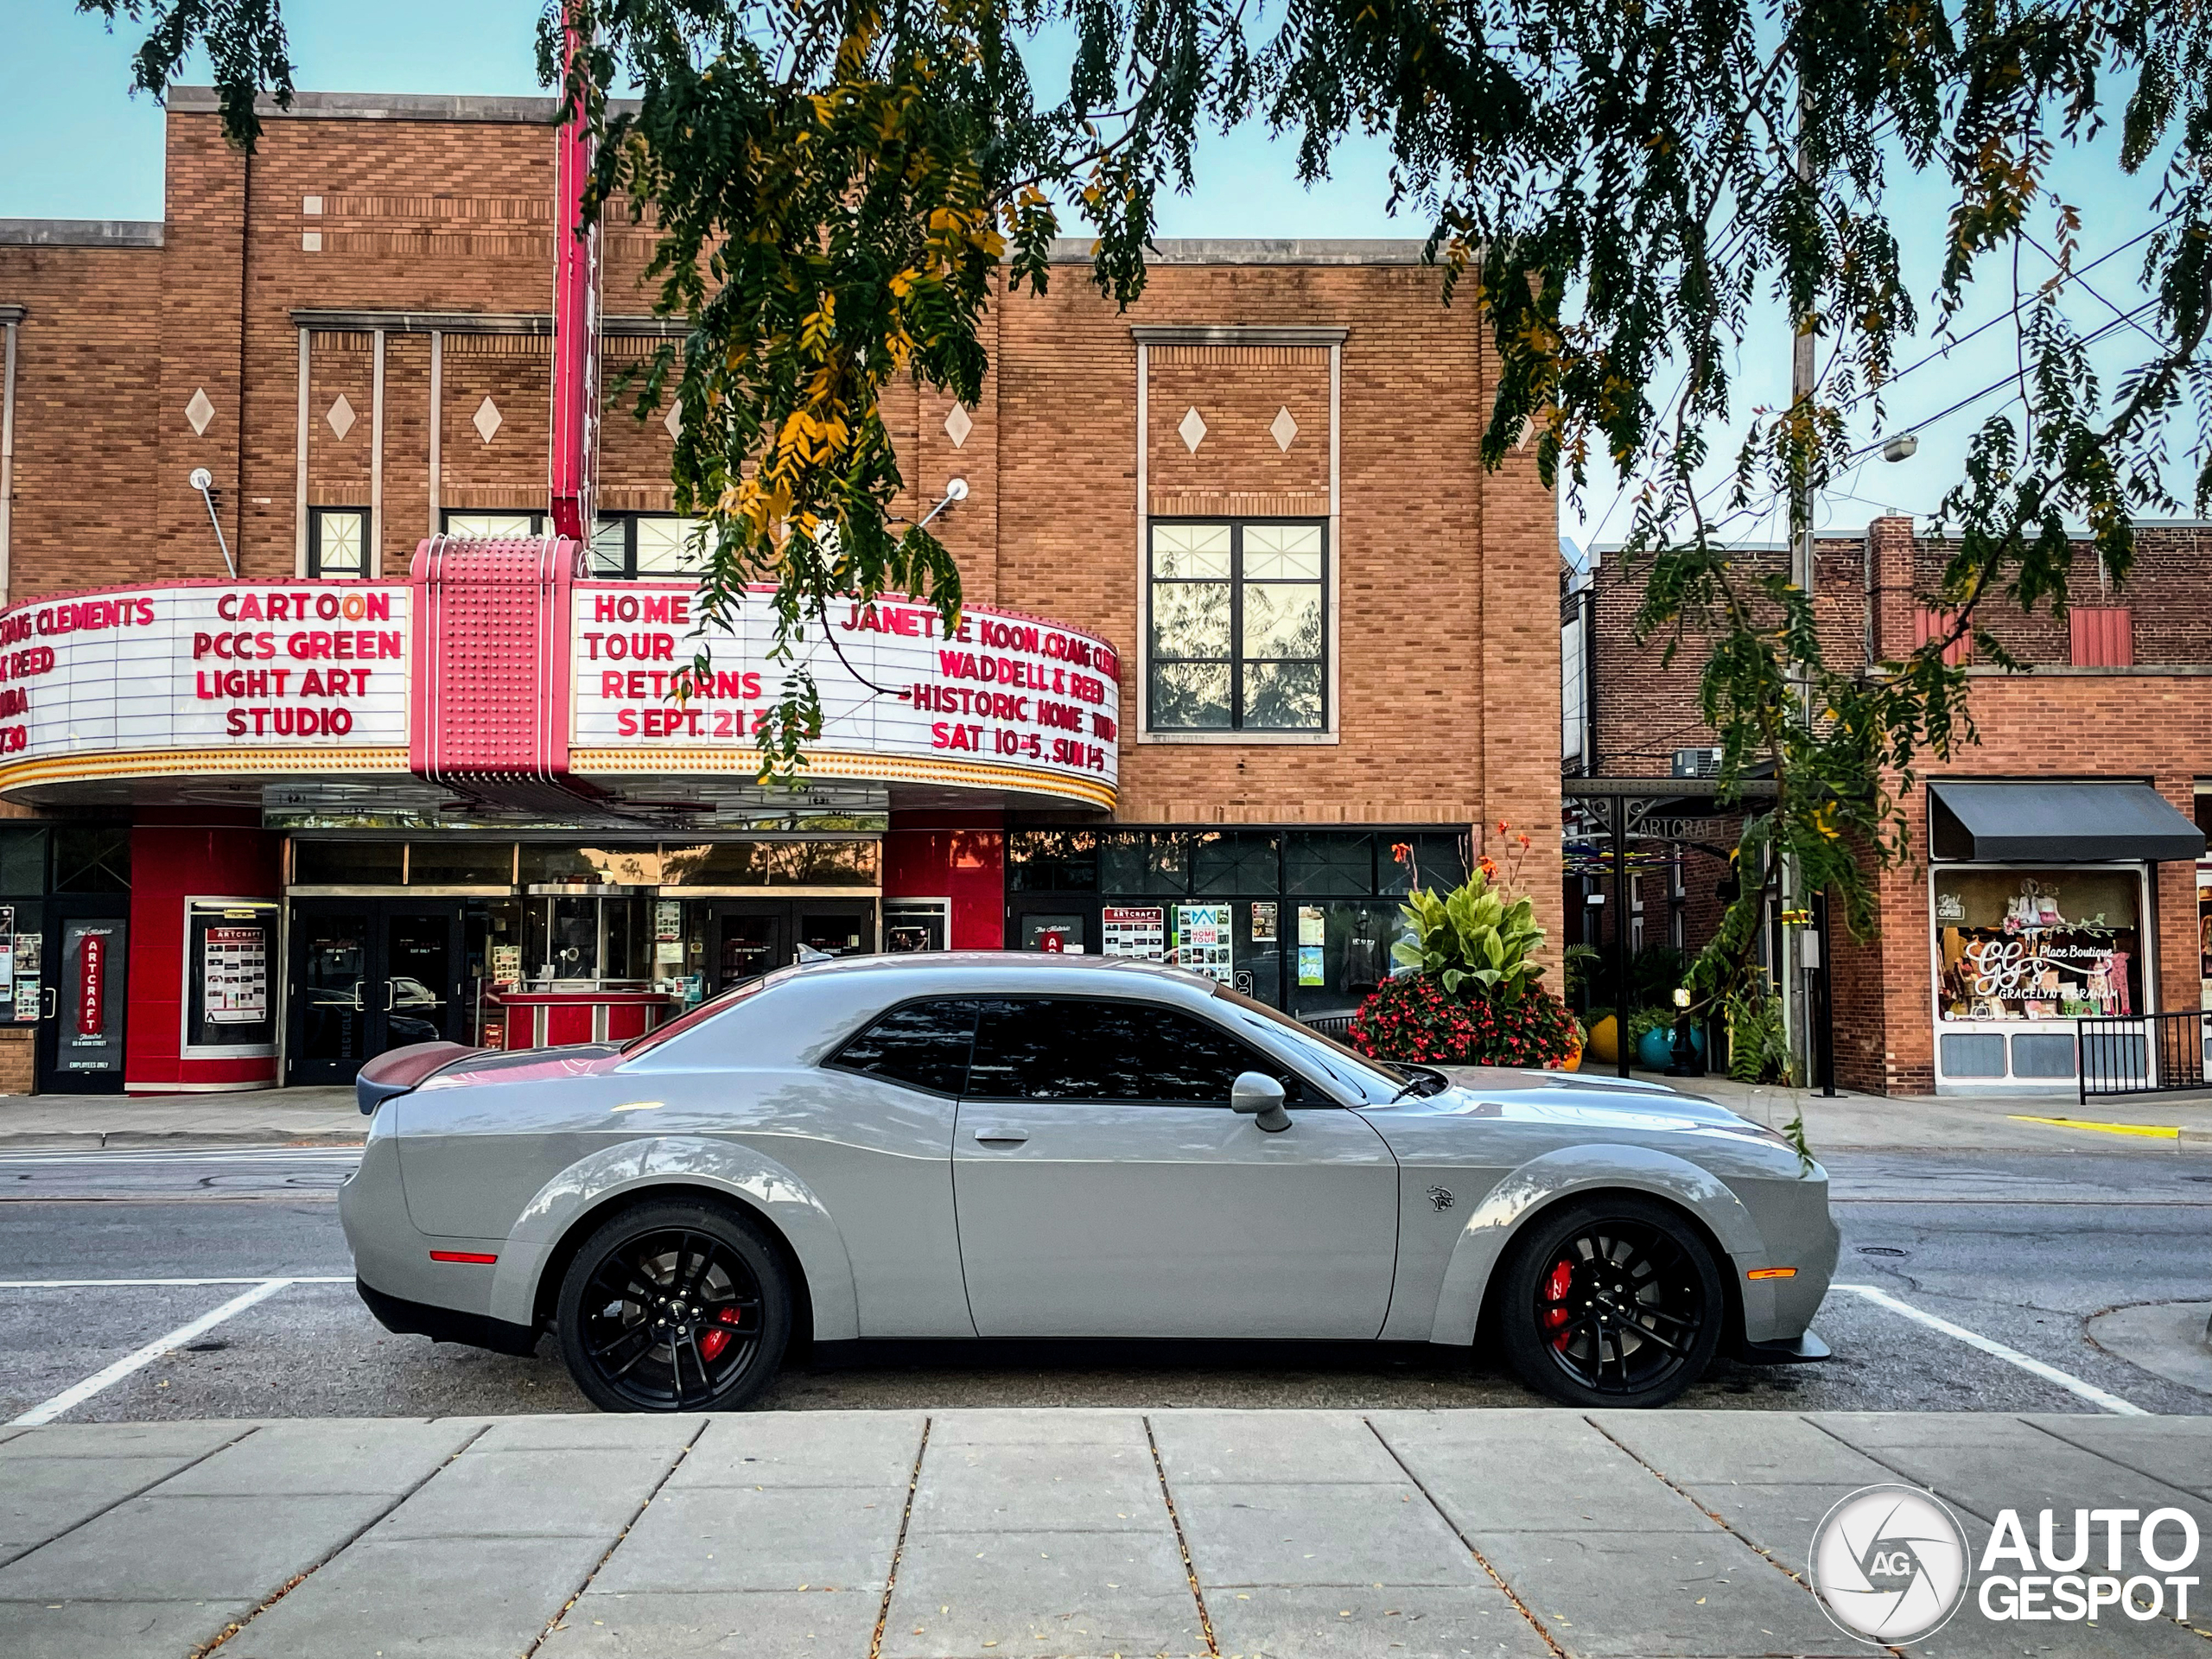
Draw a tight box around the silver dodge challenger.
[341,954,1838,1411]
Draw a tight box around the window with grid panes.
[308,508,368,577]
[1147,521,1326,731]
[590,513,707,578]
[442,512,545,540]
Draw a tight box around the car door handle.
[970,1128,1029,1146]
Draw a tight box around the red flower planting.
[1347,975,1579,1070]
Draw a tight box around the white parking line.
[0,1276,353,1288]
[1834,1282,2148,1416]
[10,1278,302,1426]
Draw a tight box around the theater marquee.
[0,568,1119,812]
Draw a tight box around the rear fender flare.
[486,1135,861,1340]
[1427,1143,1762,1345]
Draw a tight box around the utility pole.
[1780,85,1817,1087]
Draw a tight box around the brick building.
[1567,516,2212,1095]
[0,87,1559,1094]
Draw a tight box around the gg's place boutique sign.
[569,585,1121,809]
[0,582,413,791]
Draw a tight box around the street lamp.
[188,468,237,579]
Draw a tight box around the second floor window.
[308,507,367,578]
[442,511,544,540]
[591,513,705,578]
[1148,520,1326,732]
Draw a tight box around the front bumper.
[356,1277,541,1357]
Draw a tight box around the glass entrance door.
[287,899,465,1084]
[35,902,130,1095]
[706,899,877,992]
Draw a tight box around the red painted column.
[885,810,1006,948]
[125,808,283,1094]
[547,6,601,542]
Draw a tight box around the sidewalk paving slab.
[1173,1478,1486,1587]
[0,1595,259,1659]
[668,1409,924,1489]
[537,1586,887,1657]
[909,1436,1164,1533]
[1149,1406,1401,1484]
[875,1525,1205,1659]
[372,1443,683,1541]
[1205,1581,1552,1659]
[1465,1527,1853,1659]
[152,1417,480,1498]
[594,1484,905,1594]
[219,1532,613,1659]
[1589,1408,1898,1488]
[1370,1410,1723,1535]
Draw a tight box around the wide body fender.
[1425,1143,1765,1345]
[486,1135,861,1341]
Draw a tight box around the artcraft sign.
[0,582,413,785]
[569,584,1121,805]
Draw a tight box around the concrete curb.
[0,1129,365,1151]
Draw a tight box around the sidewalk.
[0,1088,361,1150]
[3,1408,2209,1658]
[10,1072,2212,1154]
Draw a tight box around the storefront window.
[1287,831,1374,895]
[408,842,516,887]
[0,829,45,894]
[1192,831,1279,895]
[1007,830,1098,892]
[1934,868,2144,1022]
[53,825,130,893]
[1099,831,1189,894]
[658,840,880,887]
[295,841,405,885]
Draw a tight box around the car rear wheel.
[1497,1195,1724,1408]
[556,1199,791,1413]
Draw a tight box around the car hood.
[1382,1067,1796,1150]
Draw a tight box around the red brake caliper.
[697,1306,746,1362]
[1542,1260,1575,1349]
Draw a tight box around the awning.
[1929,781,2206,863]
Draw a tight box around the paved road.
[2,1145,2208,1423]
[8,1408,2212,1659]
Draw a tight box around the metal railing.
[2078,1011,2209,1102]
[1300,1013,1357,1042]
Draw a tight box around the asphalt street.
[3,1141,2209,1423]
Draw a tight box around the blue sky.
[6,3,2188,550]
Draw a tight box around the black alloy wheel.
[556,1199,791,1413]
[1497,1195,1724,1408]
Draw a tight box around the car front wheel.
[1497,1195,1724,1408]
[556,1198,791,1413]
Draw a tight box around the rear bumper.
[356,1276,540,1357]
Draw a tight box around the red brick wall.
[0,96,1564,977]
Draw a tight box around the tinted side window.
[966,998,1276,1104]
[829,999,979,1096]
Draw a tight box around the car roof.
[790,951,1217,991]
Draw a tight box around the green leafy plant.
[1726,988,1796,1087]
[1392,871,1548,1006]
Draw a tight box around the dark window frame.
[306,505,370,579]
[1146,518,1329,734]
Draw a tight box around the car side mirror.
[1230,1071,1291,1133]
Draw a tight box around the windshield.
[619,970,779,1058]
[1208,982,1412,1102]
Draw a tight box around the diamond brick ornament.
[1178,406,1207,452]
[1270,406,1299,451]
[185,387,215,435]
[326,395,356,441]
[663,399,682,439]
[473,396,503,443]
[944,402,973,448]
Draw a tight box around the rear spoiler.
[357,1040,480,1116]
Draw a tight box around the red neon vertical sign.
[76,931,104,1037]
[548,5,602,543]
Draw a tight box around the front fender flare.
[1427,1143,1764,1345]
[486,1135,861,1341]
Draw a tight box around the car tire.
[1495,1194,1725,1408]
[556,1198,792,1413]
